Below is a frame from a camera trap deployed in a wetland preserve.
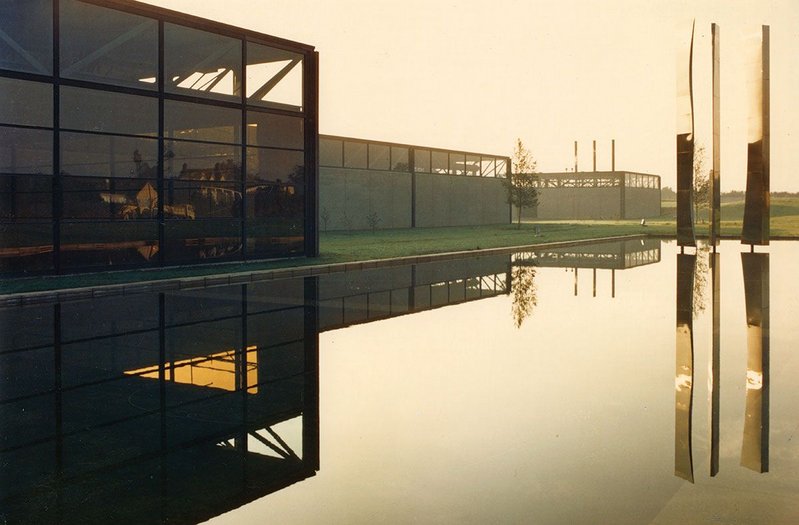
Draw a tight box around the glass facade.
[0,0,318,275]
[319,135,509,177]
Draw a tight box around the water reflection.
[741,252,769,472]
[675,253,696,482]
[674,246,772,481]
[709,250,720,476]
[2,239,791,524]
[0,283,320,524]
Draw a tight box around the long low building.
[527,171,661,220]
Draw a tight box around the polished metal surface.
[742,26,770,246]
[675,253,695,482]
[741,252,769,473]
[676,22,696,247]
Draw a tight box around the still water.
[1,239,797,524]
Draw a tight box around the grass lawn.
[3,197,797,295]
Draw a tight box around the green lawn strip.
[3,200,798,296]
[2,222,651,294]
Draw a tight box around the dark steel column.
[304,51,320,256]
[52,0,61,274]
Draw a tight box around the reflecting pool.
[1,239,797,524]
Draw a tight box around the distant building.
[528,171,661,220]
[0,0,318,275]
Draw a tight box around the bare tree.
[504,138,539,229]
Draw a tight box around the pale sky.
[143,0,798,191]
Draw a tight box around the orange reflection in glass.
[126,345,258,394]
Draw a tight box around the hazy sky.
[142,0,798,191]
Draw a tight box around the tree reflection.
[692,243,710,317]
[511,263,537,328]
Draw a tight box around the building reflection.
[741,252,769,473]
[0,253,520,523]
[0,281,320,524]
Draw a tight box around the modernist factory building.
[0,0,660,276]
[0,0,318,275]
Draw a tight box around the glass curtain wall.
[0,0,317,275]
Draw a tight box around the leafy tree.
[504,138,539,229]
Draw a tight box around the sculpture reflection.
[741,252,769,472]
[675,253,695,482]
[709,250,720,476]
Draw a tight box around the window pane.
[0,174,52,219]
[319,138,342,167]
[246,112,303,149]
[247,219,304,259]
[0,0,52,75]
[0,127,52,175]
[414,149,430,173]
[60,0,158,89]
[60,220,159,270]
[246,147,303,183]
[465,155,480,175]
[164,219,242,264]
[167,141,241,181]
[368,144,390,170]
[246,181,303,219]
[61,132,157,178]
[391,147,409,171]
[247,42,302,111]
[343,141,366,169]
[165,23,242,101]
[165,179,241,219]
[165,101,241,144]
[0,78,52,128]
[449,153,466,174]
[0,222,53,274]
[480,158,496,177]
[431,151,448,173]
[61,86,157,136]
[496,159,508,177]
[62,176,156,220]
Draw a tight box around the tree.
[504,138,539,229]
[693,144,710,224]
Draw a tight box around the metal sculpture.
[742,26,770,245]
[676,22,696,247]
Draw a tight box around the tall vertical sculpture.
[741,252,769,472]
[676,22,696,247]
[675,253,695,482]
[710,24,721,247]
[742,26,770,245]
